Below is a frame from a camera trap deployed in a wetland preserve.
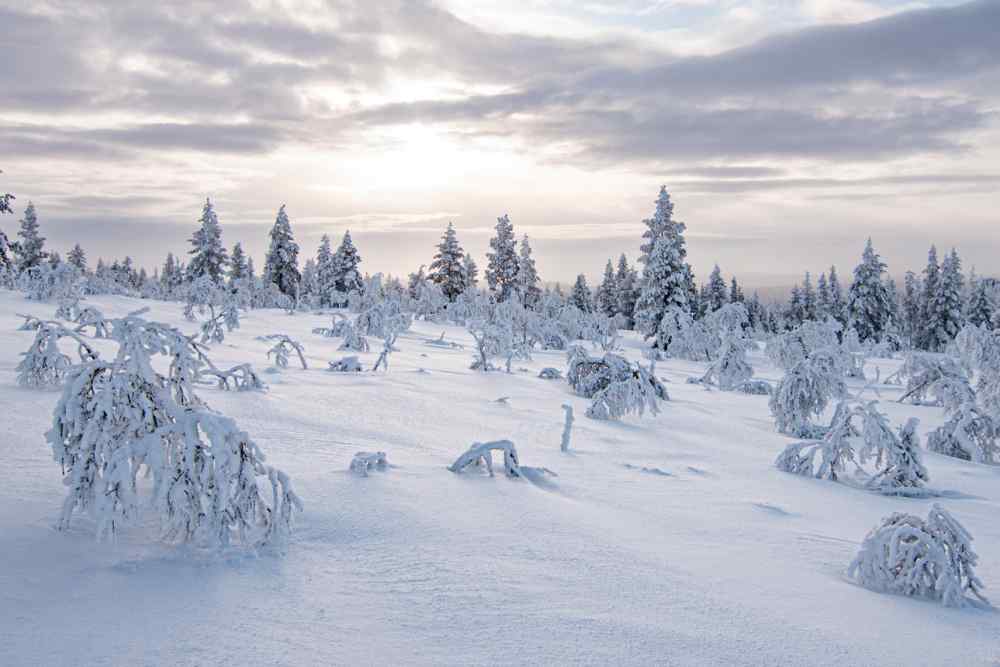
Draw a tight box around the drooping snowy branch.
[449,440,521,478]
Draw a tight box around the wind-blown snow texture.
[0,291,998,666]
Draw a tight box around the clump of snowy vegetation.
[776,400,929,495]
[848,504,988,608]
[896,352,967,405]
[329,355,363,373]
[538,367,562,380]
[449,440,521,478]
[72,305,110,338]
[350,451,388,476]
[201,363,266,392]
[184,274,241,344]
[16,321,98,389]
[699,303,754,390]
[312,312,353,338]
[47,312,300,547]
[337,321,370,352]
[926,401,998,464]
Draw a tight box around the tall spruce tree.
[15,201,45,272]
[926,248,965,350]
[901,271,921,347]
[462,253,479,289]
[801,272,817,321]
[729,276,744,303]
[67,243,87,273]
[615,254,638,328]
[706,264,728,312]
[635,233,690,347]
[917,245,942,349]
[515,234,541,308]
[187,198,228,283]
[828,265,845,326]
[846,238,893,344]
[485,214,519,301]
[816,272,831,320]
[314,234,337,306]
[429,222,467,302]
[570,274,594,313]
[229,242,249,283]
[596,259,619,317]
[263,204,301,297]
[966,268,994,327]
[332,230,362,295]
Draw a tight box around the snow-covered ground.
[1,291,998,666]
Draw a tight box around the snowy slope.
[0,291,997,667]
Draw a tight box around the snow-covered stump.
[449,440,521,478]
[329,356,363,372]
[349,451,388,477]
[848,504,989,608]
[560,404,574,452]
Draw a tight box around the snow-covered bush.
[337,322,370,352]
[586,364,662,421]
[738,379,772,396]
[468,312,518,372]
[848,504,988,608]
[350,451,388,476]
[448,440,521,478]
[897,352,967,405]
[769,348,848,437]
[926,401,998,464]
[954,324,1000,420]
[328,356,363,373]
[538,367,563,380]
[765,319,841,371]
[47,313,301,548]
[201,363,266,392]
[261,334,307,369]
[423,331,463,349]
[663,307,714,361]
[560,404,574,452]
[312,312,353,338]
[184,276,240,344]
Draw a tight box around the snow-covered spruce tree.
[634,233,690,350]
[515,234,541,308]
[846,238,893,344]
[485,214,519,302]
[965,268,994,328]
[769,348,848,437]
[0,169,13,215]
[263,204,300,297]
[15,201,46,272]
[900,271,922,348]
[705,264,728,313]
[828,265,846,327]
[848,504,988,608]
[313,234,337,306]
[701,303,753,390]
[67,243,87,273]
[428,222,467,302]
[229,242,249,285]
[596,259,619,318]
[48,312,301,546]
[615,254,638,329]
[160,252,185,296]
[925,248,965,351]
[332,230,363,297]
[462,253,479,289]
[570,274,593,313]
[918,245,942,350]
[187,198,228,284]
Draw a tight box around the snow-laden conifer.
[769,348,848,437]
[848,504,988,608]
[846,239,893,344]
[263,205,300,297]
[187,198,228,283]
[428,222,467,301]
[485,214,519,301]
[15,201,45,272]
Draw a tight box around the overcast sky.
[1,0,998,286]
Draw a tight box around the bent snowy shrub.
[926,402,998,464]
[848,504,988,608]
[769,349,848,437]
[449,440,521,478]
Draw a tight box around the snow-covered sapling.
[926,401,998,464]
[48,313,301,548]
[201,363,266,392]
[261,334,308,369]
[350,451,388,476]
[867,417,929,495]
[769,349,848,437]
[312,313,353,338]
[560,404,574,452]
[848,504,988,608]
[337,321,370,352]
[449,440,521,478]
